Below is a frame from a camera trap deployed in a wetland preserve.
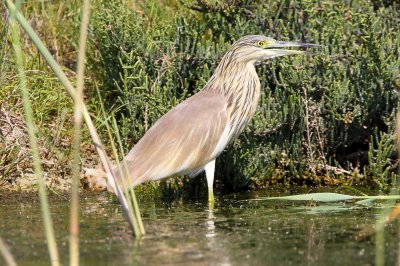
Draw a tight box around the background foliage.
[1,0,399,193]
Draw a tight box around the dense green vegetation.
[1,0,399,193]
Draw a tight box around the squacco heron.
[113,35,319,205]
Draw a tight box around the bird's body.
[112,35,319,204]
[117,54,260,185]
[121,89,232,184]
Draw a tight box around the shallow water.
[0,189,398,265]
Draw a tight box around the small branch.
[316,163,352,176]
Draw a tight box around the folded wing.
[114,90,229,187]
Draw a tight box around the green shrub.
[87,0,400,191]
[3,0,397,191]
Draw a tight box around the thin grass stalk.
[398,218,400,266]
[0,10,10,75]
[95,107,143,236]
[69,0,91,265]
[130,189,145,235]
[5,0,139,236]
[94,85,141,235]
[375,222,385,266]
[111,116,145,235]
[94,90,141,236]
[94,85,146,236]
[107,121,141,236]
[0,237,17,266]
[396,113,400,189]
[374,113,400,266]
[396,113,400,265]
[9,6,60,266]
[372,178,395,262]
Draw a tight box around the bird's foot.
[208,190,215,210]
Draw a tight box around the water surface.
[0,190,398,265]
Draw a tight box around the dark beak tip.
[302,43,323,48]
[274,41,323,48]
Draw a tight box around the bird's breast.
[226,73,261,140]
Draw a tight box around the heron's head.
[227,35,321,64]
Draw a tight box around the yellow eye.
[256,41,265,46]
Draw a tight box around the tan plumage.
[119,90,229,187]
[113,35,320,203]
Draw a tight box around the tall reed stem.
[95,87,144,236]
[9,4,60,266]
[69,1,91,265]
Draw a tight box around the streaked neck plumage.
[203,51,261,140]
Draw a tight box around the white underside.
[210,123,231,159]
[190,118,232,179]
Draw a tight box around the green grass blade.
[111,116,145,235]
[355,195,400,200]
[253,193,400,202]
[255,193,354,202]
[130,188,145,235]
[95,84,145,237]
[9,4,60,266]
[355,199,375,206]
[104,112,141,236]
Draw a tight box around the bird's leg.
[204,160,216,209]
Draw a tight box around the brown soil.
[0,104,106,192]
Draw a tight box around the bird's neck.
[203,58,261,139]
[204,59,260,96]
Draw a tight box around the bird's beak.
[267,41,322,56]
